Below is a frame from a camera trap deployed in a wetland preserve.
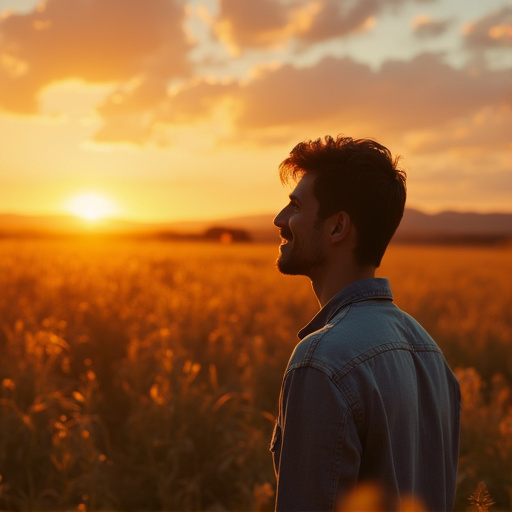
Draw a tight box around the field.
[0,238,511,511]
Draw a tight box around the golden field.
[0,238,511,511]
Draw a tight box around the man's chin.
[276,256,302,276]
[276,255,289,274]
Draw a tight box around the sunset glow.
[66,193,117,222]
[0,0,510,222]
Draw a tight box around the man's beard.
[276,233,326,277]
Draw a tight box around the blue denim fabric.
[271,278,460,512]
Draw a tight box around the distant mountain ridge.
[1,209,512,245]
[393,209,512,245]
[398,209,512,235]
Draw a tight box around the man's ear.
[329,211,352,243]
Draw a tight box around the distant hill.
[394,209,512,245]
[398,209,512,235]
[1,209,512,245]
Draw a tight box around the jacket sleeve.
[272,366,362,512]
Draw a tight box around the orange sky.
[1,0,511,223]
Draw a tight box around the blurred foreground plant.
[468,481,495,512]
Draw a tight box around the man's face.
[273,173,327,277]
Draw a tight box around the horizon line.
[1,206,512,224]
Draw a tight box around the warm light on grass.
[66,192,117,221]
[0,241,510,510]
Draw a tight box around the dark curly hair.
[279,135,406,267]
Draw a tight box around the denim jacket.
[271,278,460,511]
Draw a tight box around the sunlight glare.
[66,193,117,221]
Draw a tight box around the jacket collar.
[298,277,394,339]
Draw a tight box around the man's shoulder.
[288,299,440,376]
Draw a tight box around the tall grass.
[0,239,510,510]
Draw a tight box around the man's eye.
[291,202,300,212]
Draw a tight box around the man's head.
[276,135,406,270]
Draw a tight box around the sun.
[66,192,117,222]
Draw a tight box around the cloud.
[93,76,172,144]
[91,50,511,146]
[134,51,509,150]
[297,0,384,44]
[211,0,413,53]
[231,53,509,135]
[404,104,512,154]
[212,0,292,53]
[2,0,509,153]
[0,0,190,114]
[93,76,240,144]
[463,6,512,49]
[411,14,450,38]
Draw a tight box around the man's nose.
[273,207,288,228]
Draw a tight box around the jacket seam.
[290,341,443,380]
[331,343,441,382]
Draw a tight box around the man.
[271,135,460,511]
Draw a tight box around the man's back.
[272,278,460,511]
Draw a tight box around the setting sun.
[66,193,117,221]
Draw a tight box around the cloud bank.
[0,0,510,153]
[0,0,190,113]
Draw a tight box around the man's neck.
[311,265,376,307]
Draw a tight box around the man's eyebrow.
[289,193,301,204]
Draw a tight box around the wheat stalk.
[468,481,495,512]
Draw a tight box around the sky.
[0,0,511,223]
